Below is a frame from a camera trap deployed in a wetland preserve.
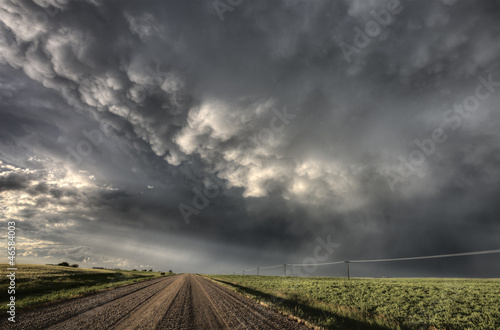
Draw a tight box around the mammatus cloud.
[0,0,499,275]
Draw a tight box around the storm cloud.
[0,0,499,276]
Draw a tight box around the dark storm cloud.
[0,0,498,275]
[0,172,31,192]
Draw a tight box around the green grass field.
[207,275,500,330]
[0,264,170,311]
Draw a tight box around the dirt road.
[3,274,310,329]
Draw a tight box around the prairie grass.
[207,275,500,330]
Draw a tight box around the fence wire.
[239,249,500,275]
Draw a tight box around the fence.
[236,249,500,279]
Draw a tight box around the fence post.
[283,264,287,276]
[257,267,259,276]
[243,270,245,275]
[345,261,350,280]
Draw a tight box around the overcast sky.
[0,0,499,277]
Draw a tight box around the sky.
[0,0,499,277]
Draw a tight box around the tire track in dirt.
[47,276,179,329]
[196,275,307,329]
[0,276,172,330]
[157,273,230,329]
[110,275,185,329]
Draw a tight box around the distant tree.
[142,269,147,272]
[58,261,70,267]
[149,269,153,272]
[70,264,79,268]
[132,269,137,271]
[168,270,173,275]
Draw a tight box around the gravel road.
[2,274,310,329]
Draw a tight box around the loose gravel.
[2,274,311,329]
